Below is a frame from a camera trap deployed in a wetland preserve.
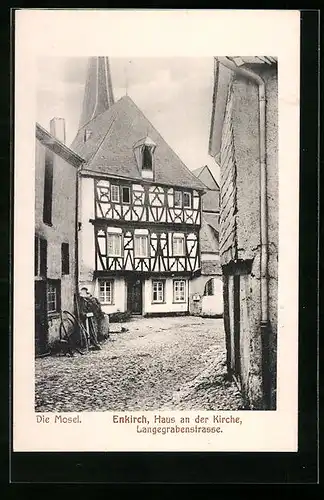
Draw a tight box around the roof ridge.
[125,95,206,191]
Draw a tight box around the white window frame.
[134,235,148,258]
[183,191,192,208]
[173,279,186,303]
[121,186,131,204]
[174,190,182,208]
[172,234,185,256]
[111,184,120,203]
[47,279,60,313]
[98,280,114,305]
[107,233,122,257]
[152,280,165,304]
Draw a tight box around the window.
[173,235,185,256]
[204,278,215,296]
[99,280,114,304]
[183,192,192,208]
[173,280,186,303]
[35,236,47,277]
[47,279,61,313]
[107,233,122,257]
[174,191,182,208]
[111,184,120,203]
[39,238,47,276]
[122,186,130,204]
[152,280,165,303]
[135,235,148,258]
[43,149,54,225]
[61,242,70,275]
[142,146,152,170]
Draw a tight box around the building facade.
[190,165,223,317]
[209,56,278,410]
[71,57,205,317]
[35,121,83,355]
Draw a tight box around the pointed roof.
[78,57,115,130]
[71,95,205,190]
[192,165,220,191]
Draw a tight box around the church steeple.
[78,57,115,130]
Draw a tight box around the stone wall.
[216,63,278,409]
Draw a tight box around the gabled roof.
[36,123,84,168]
[202,190,220,213]
[200,218,219,253]
[192,165,220,191]
[71,95,205,191]
[203,212,219,232]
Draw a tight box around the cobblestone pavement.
[35,316,244,412]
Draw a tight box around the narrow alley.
[35,316,243,412]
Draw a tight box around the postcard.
[14,9,300,452]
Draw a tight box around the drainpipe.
[74,164,81,313]
[218,57,270,407]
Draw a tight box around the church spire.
[78,57,115,130]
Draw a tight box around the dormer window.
[142,146,152,171]
[133,136,156,180]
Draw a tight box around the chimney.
[50,117,66,144]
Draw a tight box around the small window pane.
[107,234,122,256]
[173,280,186,302]
[111,185,120,202]
[173,235,185,256]
[174,191,182,207]
[152,280,164,303]
[135,235,148,258]
[183,192,191,208]
[47,280,60,313]
[99,280,113,304]
[122,187,130,203]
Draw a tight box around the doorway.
[127,278,143,314]
[35,280,48,355]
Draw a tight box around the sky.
[36,57,220,182]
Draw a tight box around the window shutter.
[61,242,70,275]
[43,150,54,225]
[39,238,47,277]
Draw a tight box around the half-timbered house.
[71,57,205,316]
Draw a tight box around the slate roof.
[192,165,220,191]
[200,218,219,253]
[203,212,220,232]
[201,260,222,276]
[71,95,205,191]
[201,190,220,212]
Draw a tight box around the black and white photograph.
[34,55,278,413]
[14,9,300,453]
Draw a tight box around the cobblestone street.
[35,316,243,412]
